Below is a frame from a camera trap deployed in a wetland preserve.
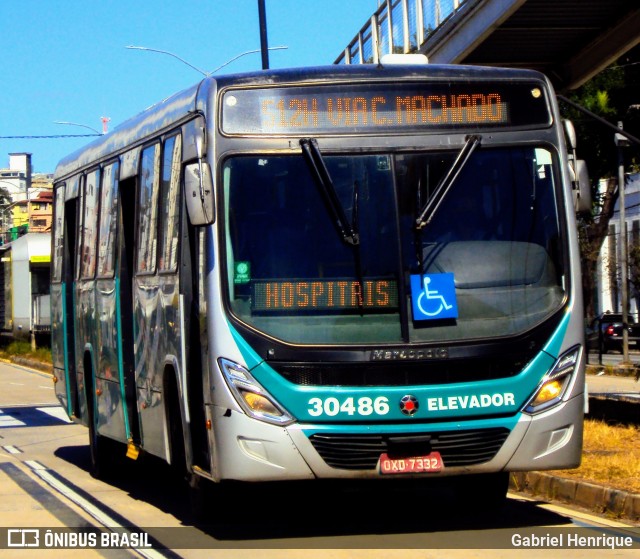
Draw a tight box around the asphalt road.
[0,360,638,558]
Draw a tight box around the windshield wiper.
[415,135,481,230]
[300,138,359,246]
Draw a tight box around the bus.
[51,60,590,508]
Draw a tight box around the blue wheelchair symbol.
[410,273,458,321]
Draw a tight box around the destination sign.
[251,279,398,313]
[222,81,551,135]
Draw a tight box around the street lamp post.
[615,121,631,364]
[125,46,209,76]
[257,0,270,70]
[125,45,287,76]
[54,121,103,135]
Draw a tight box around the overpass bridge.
[336,0,640,92]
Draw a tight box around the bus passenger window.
[52,185,65,283]
[97,162,119,277]
[80,169,100,279]
[158,135,182,272]
[137,144,160,273]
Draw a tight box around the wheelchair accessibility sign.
[410,273,458,321]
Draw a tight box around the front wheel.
[88,401,110,479]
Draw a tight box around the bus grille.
[274,357,527,386]
[308,428,510,470]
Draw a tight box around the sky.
[0,1,377,174]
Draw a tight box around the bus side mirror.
[185,160,214,225]
[563,120,577,151]
[563,120,591,215]
[571,158,591,215]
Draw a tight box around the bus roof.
[53,63,549,181]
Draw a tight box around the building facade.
[0,153,53,244]
[596,172,640,322]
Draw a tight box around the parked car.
[586,312,640,353]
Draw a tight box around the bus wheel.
[165,379,202,517]
[187,473,212,521]
[453,472,509,513]
[87,398,110,479]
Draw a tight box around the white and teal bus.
[51,60,590,507]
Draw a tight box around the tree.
[559,44,640,320]
[0,186,11,206]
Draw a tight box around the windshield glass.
[223,146,565,345]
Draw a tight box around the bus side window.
[136,144,161,274]
[52,185,65,283]
[97,162,120,278]
[158,134,182,272]
[80,169,100,279]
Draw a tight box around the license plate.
[379,451,444,474]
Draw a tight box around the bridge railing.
[336,0,467,64]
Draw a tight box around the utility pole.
[257,0,270,70]
[615,121,631,364]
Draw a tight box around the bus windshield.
[223,145,565,345]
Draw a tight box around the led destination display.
[251,279,398,313]
[222,81,551,135]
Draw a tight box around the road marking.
[2,445,22,454]
[24,462,176,559]
[0,413,26,427]
[36,406,73,423]
[0,405,72,428]
[0,462,104,547]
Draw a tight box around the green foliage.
[0,186,11,207]
[560,66,626,181]
[595,91,614,114]
[561,46,640,319]
[0,340,52,364]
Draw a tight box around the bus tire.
[187,473,210,521]
[165,378,207,519]
[86,379,110,479]
[166,374,187,477]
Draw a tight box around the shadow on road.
[54,443,573,547]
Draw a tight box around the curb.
[585,363,639,378]
[9,356,53,374]
[510,471,640,522]
[588,394,640,425]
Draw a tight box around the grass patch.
[550,419,640,494]
[0,340,51,364]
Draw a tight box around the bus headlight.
[218,358,295,426]
[524,346,581,414]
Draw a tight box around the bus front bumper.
[207,394,583,482]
